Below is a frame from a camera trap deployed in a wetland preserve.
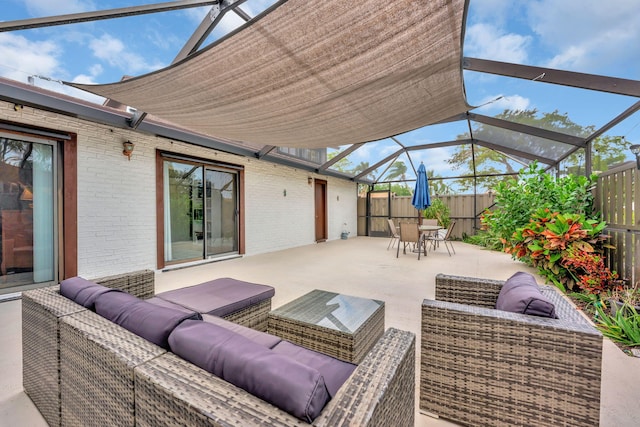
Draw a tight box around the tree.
[448,109,627,190]
[427,170,453,195]
[384,160,409,189]
[563,135,628,175]
[326,150,352,173]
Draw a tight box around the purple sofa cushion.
[201,314,282,349]
[496,272,558,318]
[272,340,356,398]
[95,291,201,350]
[147,296,204,315]
[168,320,330,422]
[60,276,114,310]
[155,277,275,317]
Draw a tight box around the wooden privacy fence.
[357,193,495,240]
[594,161,639,286]
[357,164,638,285]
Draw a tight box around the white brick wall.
[1,101,358,278]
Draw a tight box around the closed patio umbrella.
[412,162,431,225]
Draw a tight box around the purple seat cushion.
[95,291,201,349]
[495,272,558,318]
[168,320,330,422]
[147,296,205,316]
[60,276,115,310]
[201,314,282,349]
[272,340,356,398]
[155,277,275,317]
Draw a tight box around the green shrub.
[423,198,451,228]
[476,162,597,250]
[595,303,640,347]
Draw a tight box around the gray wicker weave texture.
[60,310,166,427]
[222,298,271,332]
[94,269,155,299]
[22,269,154,427]
[421,274,602,427]
[314,328,416,427]
[135,328,415,427]
[22,286,85,427]
[268,289,385,364]
[135,352,307,427]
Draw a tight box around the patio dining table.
[419,224,443,250]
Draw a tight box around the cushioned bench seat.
[153,277,275,331]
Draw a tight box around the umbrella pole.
[418,210,422,225]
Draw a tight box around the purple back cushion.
[495,272,558,318]
[201,314,282,349]
[272,340,356,398]
[60,276,114,310]
[95,291,201,349]
[168,320,330,422]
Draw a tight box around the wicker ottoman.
[152,277,275,331]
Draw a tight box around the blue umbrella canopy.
[412,163,431,216]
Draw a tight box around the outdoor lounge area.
[0,1,639,425]
[2,237,639,426]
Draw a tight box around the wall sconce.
[123,140,135,161]
[308,177,313,185]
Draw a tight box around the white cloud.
[89,34,165,75]
[464,23,531,63]
[474,94,531,114]
[527,0,640,72]
[0,33,61,82]
[22,0,95,16]
[413,147,458,175]
[71,63,102,84]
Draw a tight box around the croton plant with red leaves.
[504,208,618,294]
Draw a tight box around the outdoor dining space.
[2,236,639,426]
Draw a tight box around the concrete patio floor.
[1,237,639,426]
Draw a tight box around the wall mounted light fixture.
[308,177,313,185]
[630,144,640,169]
[123,140,135,161]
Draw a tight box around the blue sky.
[2,0,639,181]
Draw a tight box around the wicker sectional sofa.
[420,273,603,427]
[23,270,416,426]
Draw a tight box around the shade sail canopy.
[70,0,470,148]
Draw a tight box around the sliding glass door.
[164,159,238,264]
[0,135,56,292]
[205,169,238,256]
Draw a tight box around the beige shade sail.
[71,0,471,148]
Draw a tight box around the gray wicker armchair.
[420,274,602,427]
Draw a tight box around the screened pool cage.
[1,0,639,274]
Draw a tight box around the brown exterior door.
[314,180,327,242]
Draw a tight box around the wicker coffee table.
[268,289,385,363]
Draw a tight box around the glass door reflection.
[0,137,55,292]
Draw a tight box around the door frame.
[314,179,327,242]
